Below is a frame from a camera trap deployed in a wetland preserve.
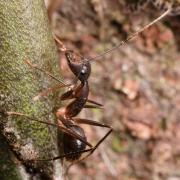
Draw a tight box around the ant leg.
[84,104,104,109]
[6,111,92,148]
[73,118,113,158]
[86,99,103,107]
[60,83,85,101]
[33,83,71,101]
[60,92,103,108]
[24,59,68,85]
[32,148,93,162]
[61,91,103,107]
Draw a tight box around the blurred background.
[44,0,180,179]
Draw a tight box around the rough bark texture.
[0,1,62,179]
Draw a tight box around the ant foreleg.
[6,111,92,147]
[24,59,68,85]
[28,148,93,162]
[33,83,71,101]
[78,128,112,162]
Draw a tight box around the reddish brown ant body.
[54,49,112,161]
[4,9,170,164]
[65,50,91,84]
[7,47,112,163]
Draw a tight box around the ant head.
[65,50,91,83]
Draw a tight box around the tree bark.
[0,1,62,179]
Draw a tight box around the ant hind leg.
[72,118,113,160]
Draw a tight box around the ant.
[6,50,113,164]
[3,9,170,168]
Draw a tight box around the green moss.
[0,0,61,178]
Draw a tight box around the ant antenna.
[24,59,68,85]
[88,9,170,62]
[53,33,84,59]
[53,33,67,52]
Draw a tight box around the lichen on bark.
[0,0,62,179]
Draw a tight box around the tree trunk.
[0,1,62,179]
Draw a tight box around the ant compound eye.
[81,65,87,74]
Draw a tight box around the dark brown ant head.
[65,50,91,83]
[63,125,87,161]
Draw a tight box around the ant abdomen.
[65,50,91,83]
[62,125,86,161]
